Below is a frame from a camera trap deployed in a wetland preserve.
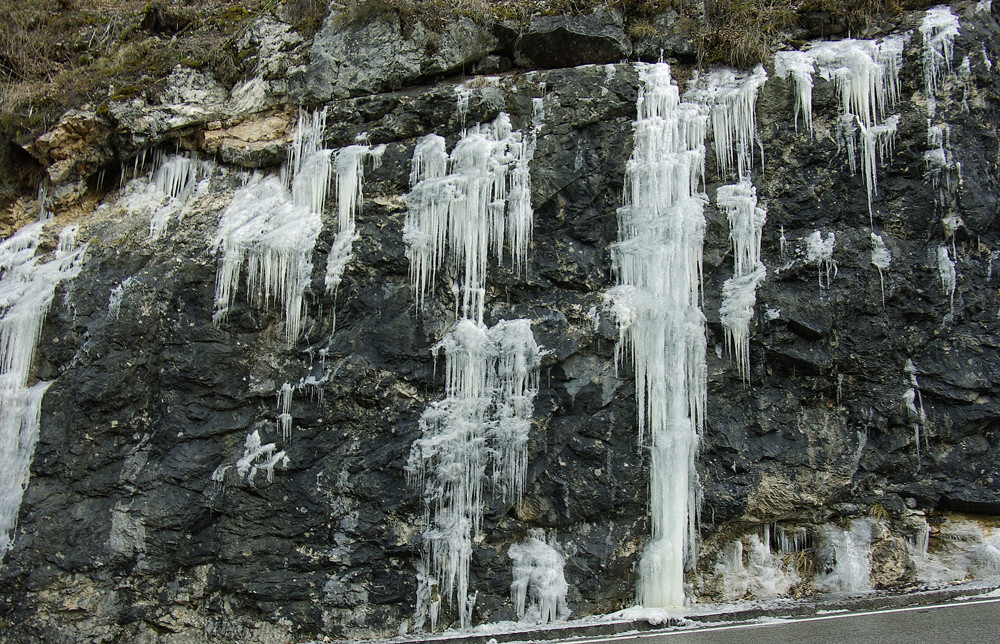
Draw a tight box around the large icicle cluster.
[407,319,542,629]
[776,36,907,219]
[124,151,215,240]
[213,110,383,345]
[608,62,708,609]
[717,181,767,383]
[920,6,960,118]
[816,519,873,592]
[404,113,535,323]
[406,97,543,629]
[687,66,767,180]
[0,222,87,560]
[508,529,570,624]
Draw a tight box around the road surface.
[567,598,1000,644]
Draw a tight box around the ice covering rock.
[937,245,956,314]
[870,233,891,306]
[235,430,288,485]
[609,62,708,609]
[714,532,798,600]
[0,222,87,560]
[806,230,837,289]
[717,180,767,382]
[816,519,873,592]
[508,529,570,624]
[686,66,767,179]
[920,6,961,118]
[405,113,536,323]
[776,36,906,218]
[408,319,542,628]
[124,151,215,240]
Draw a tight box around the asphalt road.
[570,598,1000,644]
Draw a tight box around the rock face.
[1,3,1000,643]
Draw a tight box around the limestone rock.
[202,111,296,168]
[28,110,112,184]
[507,10,632,69]
[292,14,498,102]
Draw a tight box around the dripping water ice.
[407,319,543,629]
[920,6,960,118]
[717,181,766,383]
[0,222,87,561]
[404,113,536,324]
[608,62,708,609]
[806,230,837,289]
[213,110,382,346]
[508,528,570,624]
[776,36,906,221]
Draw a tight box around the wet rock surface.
[1,4,999,643]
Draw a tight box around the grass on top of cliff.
[0,0,329,143]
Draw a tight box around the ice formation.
[0,222,87,560]
[816,519,873,592]
[212,174,321,346]
[126,151,215,240]
[408,319,542,628]
[925,123,960,211]
[235,430,288,485]
[776,37,906,218]
[214,110,383,345]
[806,230,837,289]
[404,113,536,323]
[870,233,891,306]
[608,62,708,609]
[686,66,767,179]
[920,6,960,118]
[36,182,52,221]
[904,359,927,466]
[324,141,386,299]
[714,532,798,600]
[508,529,570,624]
[717,181,767,383]
[775,51,816,133]
[277,382,293,441]
[107,277,134,320]
[937,245,957,313]
[909,516,1000,584]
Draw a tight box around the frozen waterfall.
[0,222,87,561]
[407,319,542,628]
[609,62,708,609]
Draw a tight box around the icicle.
[235,429,288,485]
[0,222,87,561]
[777,36,907,217]
[36,182,52,221]
[212,175,321,346]
[608,62,708,609]
[816,519,873,592]
[920,6,960,118]
[806,230,837,289]
[107,276,134,320]
[870,233,891,306]
[404,114,535,323]
[131,151,216,240]
[408,319,543,629]
[277,382,293,441]
[686,66,767,179]
[717,181,767,383]
[775,51,816,134]
[937,245,956,314]
[509,529,570,624]
[323,143,385,300]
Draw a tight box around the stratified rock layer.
[1,4,999,643]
